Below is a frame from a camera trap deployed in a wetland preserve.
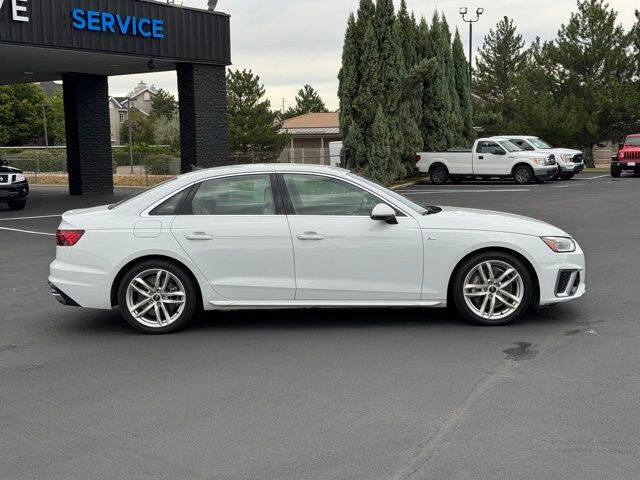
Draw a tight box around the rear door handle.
[296,232,325,241]
[185,232,214,241]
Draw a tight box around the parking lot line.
[0,214,61,222]
[398,188,531,194]
[577,174,609,180]
[0,226,55,236]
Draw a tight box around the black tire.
[560,173,575,180]
[550,169,561,181]
[611,166,622,178]
[117,259,198,334]
[513,165,534,185]
[430,165,449,185]
[7,199,26,210]
[452,250,534,326]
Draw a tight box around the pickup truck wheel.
[611,165,621,178]
[430,166,449,185]
[513,165,533,185]
[452,251,533,326]
[560,173,575,180]
[7,199,27,210]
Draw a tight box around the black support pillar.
[177,63,229,172]
[62,73,113,195]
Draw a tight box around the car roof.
[179,163,350,181]
[490,135,537,140]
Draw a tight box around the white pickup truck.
[491,135,584,180]
[416,137,559,185]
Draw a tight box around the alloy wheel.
[462,260,524,321]
[125,269,187,328]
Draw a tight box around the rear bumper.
[49,259,113,309]
[533,165,559,180]
[49,283,81,307]
[0,181,29,201]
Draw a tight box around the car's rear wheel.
[118,260,198,334]
[513,165,533,185]
[430,165,449,185]
[7,199,26,210]
[452,251,533,326]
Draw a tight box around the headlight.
[532,157,546,165]
[559,154,573,163]
[14,173,26,182]
[541,236,576,253]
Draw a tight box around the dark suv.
[612,134,640,177]
[0,159,29,210]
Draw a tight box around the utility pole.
[459,7,484,92]
[41,104,49,150]
[127,97,134,174]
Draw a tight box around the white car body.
[492,135,584,177]
[49,164,585,323]
[416,138,558,181]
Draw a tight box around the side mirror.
[619,142,624,149]
[493,148,506,155]
[371,203,398,224]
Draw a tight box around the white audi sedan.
[49,164,585,333]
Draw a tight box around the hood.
[538,148,582,155]
[509,151,550,160]
[0,165,23,174]
[418,206,569,237]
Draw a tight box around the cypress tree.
[396,0,423,174]
[363,105,392,184]
[452,29,474,144]
[440,17,462,148]
[421,13,451,151]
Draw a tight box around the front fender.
[420,230,555,302]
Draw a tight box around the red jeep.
[612,134,640,177]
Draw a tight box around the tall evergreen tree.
[363,105,393,184]
[440,17,462,147]
[421,13,452,151]
[541,0,638,166]
[452,29,474,144]
[226,69,289,154]
[474,16,528,134]
[283,85,328,119]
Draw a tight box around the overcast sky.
[108,0,639,111]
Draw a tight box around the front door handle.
[185,232,214,241]
[478,155,484,159]
[296,232,325,241]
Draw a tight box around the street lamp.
[460,6,484,91]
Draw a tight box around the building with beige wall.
[279,112,342,164]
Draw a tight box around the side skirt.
[207,300,446,311]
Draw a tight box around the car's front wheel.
[118,260,198,334]
[611,165,622,177]
[452,251,533,326]
[513,165,534,185]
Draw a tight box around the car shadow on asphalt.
[56,303,581,336]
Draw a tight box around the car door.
[171,173,295,301]
[474,141,508,175]
[279,173,423,301]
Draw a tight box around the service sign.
[71,8,165,39]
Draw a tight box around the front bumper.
[612,161,640,171]
[533,165,559,180]
[559,162,584,174]
[0,181,29,201]
[536,248,586,306]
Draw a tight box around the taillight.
[56,230,85,246]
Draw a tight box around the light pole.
[41,104,49,150]
[459,7,484,91]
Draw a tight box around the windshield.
[108,177,181,210]
[625,136,640,146]
[349,173,429,215]
[499,140,523,152]
[529,138,553,149]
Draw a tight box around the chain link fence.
[0,147,342,187]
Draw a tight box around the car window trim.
[276,172,407,218]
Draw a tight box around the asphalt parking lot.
[1,174,639,480]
